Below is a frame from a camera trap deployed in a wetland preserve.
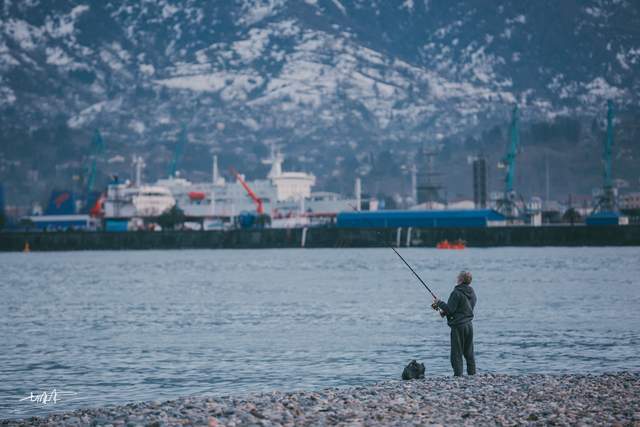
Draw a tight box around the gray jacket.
[436,284,476,327]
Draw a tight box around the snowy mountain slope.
[0,0,639,204]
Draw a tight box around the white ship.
[104,150,359,228]
[105,184,175,218]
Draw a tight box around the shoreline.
[2,372,639,426]
[2,225,640,251]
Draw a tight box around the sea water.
[1,247,639,418]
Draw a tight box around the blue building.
[28,215,95,231]
[19,190,95,231]
[336,209,506,228]
[585,211,627,226]
[45,190,76,215]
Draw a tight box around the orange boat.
[436,239,466,250]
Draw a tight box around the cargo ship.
[103,149,361,229]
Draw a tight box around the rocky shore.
[3,372,639,426]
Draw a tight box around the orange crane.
[231,168,264,214]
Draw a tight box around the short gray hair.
[458,270,472,285]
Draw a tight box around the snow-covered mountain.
[1,0,639,206]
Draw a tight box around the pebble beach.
[3,372,639,426]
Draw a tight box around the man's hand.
[432,298,447,318]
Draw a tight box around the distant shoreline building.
[416,144,444,208]
[472,157,488,209]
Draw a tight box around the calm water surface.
[1,247,639,419]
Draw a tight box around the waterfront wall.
[1,225,639,251]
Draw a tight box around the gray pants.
[450,322,476,376]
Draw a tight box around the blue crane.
[603,100,614,190]
[87,129,105,194]
[503,105,520,195]
[587,100,620,222]
[168,125,187,178]
[84,129,105,215]
[592,100,616,213]
[495,105,521,218]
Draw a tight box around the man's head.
[457,270,472,286]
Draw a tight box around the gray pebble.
[2,373,638,426]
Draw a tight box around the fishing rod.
[387,243,438,300]
[346,204,441,305]
[379,233,447,317]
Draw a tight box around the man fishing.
[352,220,478,377]
[432,271,476,377]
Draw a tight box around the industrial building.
[336,209,506,228]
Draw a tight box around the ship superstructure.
[104,183,175,218]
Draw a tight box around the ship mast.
[262,145,284,180]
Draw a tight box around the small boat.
[436,239,466,250]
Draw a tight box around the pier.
[1,225,639,251]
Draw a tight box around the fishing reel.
[431,301,447,318]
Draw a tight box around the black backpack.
[401,360,425,380]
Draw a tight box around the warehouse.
[336,209,507,228]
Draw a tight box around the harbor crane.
[586,101,628,225]
[86,129,105,216]
[592,100,616,213]
[86,129,104,195]
[231,168,264,214]
[496,105,523,218]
